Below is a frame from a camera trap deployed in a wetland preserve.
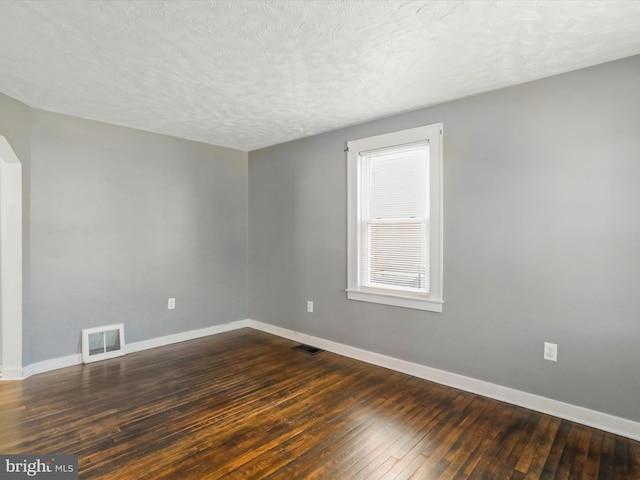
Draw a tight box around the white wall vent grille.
[82,324,125,364]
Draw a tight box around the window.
[347,124,443,312]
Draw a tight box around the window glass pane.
[361,144,430,293]
[365,147,429,220]
[366,222,429,292]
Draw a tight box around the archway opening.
[0,136,23,380]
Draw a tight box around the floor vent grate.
[293,344,324,355]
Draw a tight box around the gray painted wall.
[248,55,640,421]
[0,93,31,165]
[26,111,248,364]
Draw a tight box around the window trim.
[346,123,443,312]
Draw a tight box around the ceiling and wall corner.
[1,1,640,151]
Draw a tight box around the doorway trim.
[0,136,23,380]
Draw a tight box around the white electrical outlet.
[307,301,314,313]
[168,298,176,310]
[544,342,557,362]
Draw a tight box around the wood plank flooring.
[0,328,638,479]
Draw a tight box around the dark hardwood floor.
[0,328,638,479]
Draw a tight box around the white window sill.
[346,289,443,312]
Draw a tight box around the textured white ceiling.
[1,1,640,151]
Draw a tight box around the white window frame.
[347,123,443,312]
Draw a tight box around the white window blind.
[360,143,430,293]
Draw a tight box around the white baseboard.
[0,365,25,381]
[23,354,82,379]
[247,319,640,442]
[125,319,248,354]
[21,319,249,379]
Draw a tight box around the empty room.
[1,1,639,479]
